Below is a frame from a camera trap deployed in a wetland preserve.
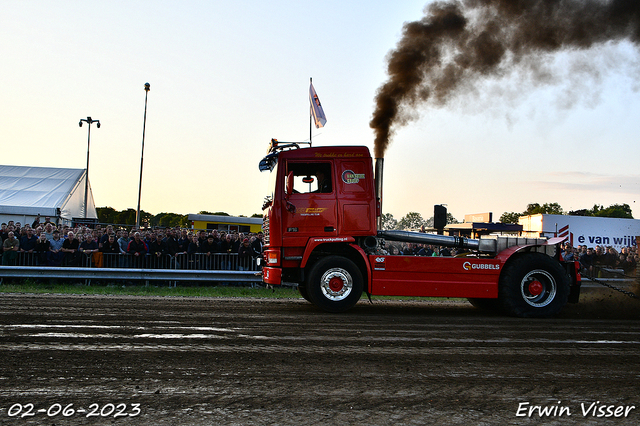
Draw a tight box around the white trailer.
[519,214,640,250]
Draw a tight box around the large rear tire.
[499,252,570,318]
[306,256,364,313]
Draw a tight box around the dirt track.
[0,291,638,425]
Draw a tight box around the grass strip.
[0,279,300,298]
[0,279,464,302]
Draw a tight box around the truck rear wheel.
[499,252,570,318]
[306,256,363,313]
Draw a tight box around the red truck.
[259,141,581,317]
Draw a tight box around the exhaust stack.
[375,158,383,230]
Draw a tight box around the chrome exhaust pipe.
[378,229,480,250]
[375,158,383,230]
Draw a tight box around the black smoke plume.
[370,0,640,158]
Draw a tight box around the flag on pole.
[309,82,327,128]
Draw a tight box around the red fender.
[300,237,371,292]
[300,236,356,268]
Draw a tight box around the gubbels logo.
[342,170,365,184]
[463,261,500,271]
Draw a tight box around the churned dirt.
[0,290,638,425]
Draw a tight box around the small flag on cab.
[309,78,327,129]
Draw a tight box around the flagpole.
[309,77,326,143]
[309,77,312,146]
[310,110,312,146]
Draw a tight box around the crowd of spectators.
[384,243,457,257]
[0,217,264,271]
[562,242,638,277]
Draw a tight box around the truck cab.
[260,143,376,287]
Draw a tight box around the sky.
[2,0,639,222]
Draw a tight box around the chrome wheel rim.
[320,268,353,301]
[520,269,556,307]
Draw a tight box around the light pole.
[136,82,150,229]
[79,116,100,219]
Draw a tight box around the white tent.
[0,165,97,226]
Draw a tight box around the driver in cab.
[313,170,331,193]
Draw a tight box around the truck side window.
[289,162,332,194]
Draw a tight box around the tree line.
[96,208,262,228]
[499,203,634,224]
[382,202,634,231]
[380,212,459,231]
[97,202,633,230]
[96,207,186,228]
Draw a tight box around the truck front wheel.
[499,252,570,318]
[298,285,312,303]
[306,256,364,313]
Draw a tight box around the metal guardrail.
[579,266,637,288]
[1,252,261,270]
[0,252,263,285]
[580,277,635,287]
[1,253,634,288]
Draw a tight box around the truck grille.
[263,215,269,244]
